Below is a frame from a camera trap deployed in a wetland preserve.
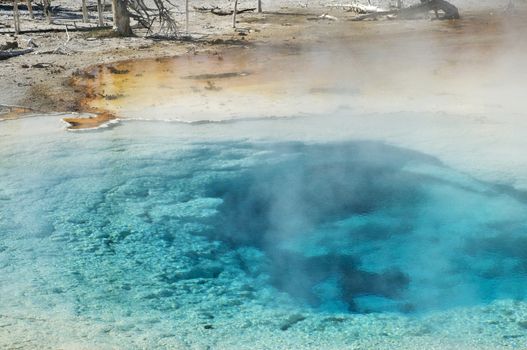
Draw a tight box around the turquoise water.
[1,115,527,349]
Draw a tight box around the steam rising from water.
[77,9,527,122]
[3,123,527,318]
[202,141,527,313]
[3,4,527,347]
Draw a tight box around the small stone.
[280,314,306,331]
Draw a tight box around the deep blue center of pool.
[1,133,527,316]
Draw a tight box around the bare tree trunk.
[111,0,116,25]
[43,0,52,23]
[396,0,402,9]
[185,0,189,34]
[13,0,21,34]
[82,0,88,22]
[257,0,262,13]
[27,0,34,19]
[232,0,238,28]
[112,0,132,36]
[97,0,104,26]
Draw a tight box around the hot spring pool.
[1,115,527,349]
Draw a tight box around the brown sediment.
[0,105,33,119]
[62,66,122,129]
[69,48,314,121]
[62,112,117,130]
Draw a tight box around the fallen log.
[352,0,459,21]
[212,7,256,16]
[0,48,33,60]
[0,3,43,11]
[393,0,459,19]
[429,0,460,19]
[193,5,256,16]
[0,25,111,35]
[86,3,112,11]
[193,5,214,12]
[326,3,387,14]
[308,13,340,21]
[351,9,396,20]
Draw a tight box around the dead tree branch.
[213,7,255,16]
[352,0,459,21]
[1,26,111,35]
[127,0,178,34]
[0,48,33,60]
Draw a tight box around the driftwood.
[194,6,256,16]
[0,3,41,11]
[399,0,459,19]
[1,25,111,35]
[327,3,386,14]
[352,0,459,21]
[205,7,256,16]
[193,5,212,12]
[0,48,33,60]
[86,3,112,11]
[308,13,339,21]
[351,9,397,20]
